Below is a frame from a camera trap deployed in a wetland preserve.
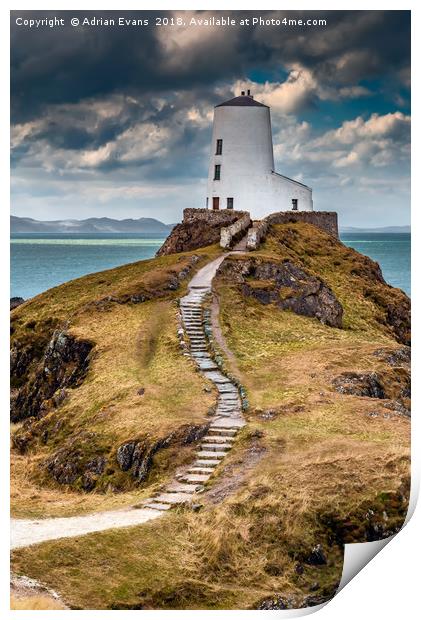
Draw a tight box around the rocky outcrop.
[157,209,247,256]
[333,372,386,398]
[37,423,209,492]
[363,286,410,345]
[44,432,107,489]
[255,591,335,610]
[373,346,411,367]
[332,368,410,402]
[10,297,25,310]
[218,257,343,328]
[10,329,93,423]
[116,424,209,483]
[386,303,411,346]
[157,220,223,256]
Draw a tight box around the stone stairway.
[10,256,247,549]
[143,267,245,512]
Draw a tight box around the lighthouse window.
[227,197,234,209]
[214,164,221,180]
[216,139,223,155]
[292,199,298,211]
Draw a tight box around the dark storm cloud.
[10,10,411,226]
[11,10,410,123]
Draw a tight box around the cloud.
[10,10,411,226]
[11,10,410,122]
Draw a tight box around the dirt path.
[11,254,246,550]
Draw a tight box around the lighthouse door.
[212,197,220,210]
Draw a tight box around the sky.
[10,10,410,227]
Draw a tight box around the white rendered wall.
[206,105,313,218]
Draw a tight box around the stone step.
[197,362,218,371]
[179,474,212,483]
[187,467,215,475]
[195,459,219,467]
[203,373,231,384]
[208,428,237,437]
[196,450,226,460]
[166,482,203,493]
[202,435,233,444]
[183,302,202,306]
[201,443,231,452]
[143,502,172,511]
[153,492,193,504]
[217,387,238,394]
[210,418,246,429]
[216,407,240,413]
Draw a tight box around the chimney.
[241,90,245,96]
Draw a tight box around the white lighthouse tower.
[206,90,313,217]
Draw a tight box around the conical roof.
[216,95,268,108]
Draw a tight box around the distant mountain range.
[11,216,175,234]
[341,225,410,233]
[11,216,410,235]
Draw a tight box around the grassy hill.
[11,245,221,517]
[11,223,410,609]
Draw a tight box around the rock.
[10,329,93,423]
[116,441,137,471]
[386,303,411,346]
[332,372,385,398]
[218,257,343,328]
[157,212,244,256]
[86,456,106,475]
[383,400,411,417]
[81,471,97,492]
[373,346,411,367]
[301,593,334,608]
[307,544,327,565]
[137,387,145,396]
[256,595,289,610]
[10,297,25,310]
[115,424,209,485]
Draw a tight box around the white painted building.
[206,91,313,217]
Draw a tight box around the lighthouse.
[206,90,313,217]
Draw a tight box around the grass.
[11,246,221,516]
[10,224,410,609]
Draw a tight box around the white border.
[2,2,418,618]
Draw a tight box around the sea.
[10,231,411,300]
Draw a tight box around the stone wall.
[220,213,251,249]
[246,211,338,251]
[183,208,248,226]
[266,211,338,238]
[246,220,269,251]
